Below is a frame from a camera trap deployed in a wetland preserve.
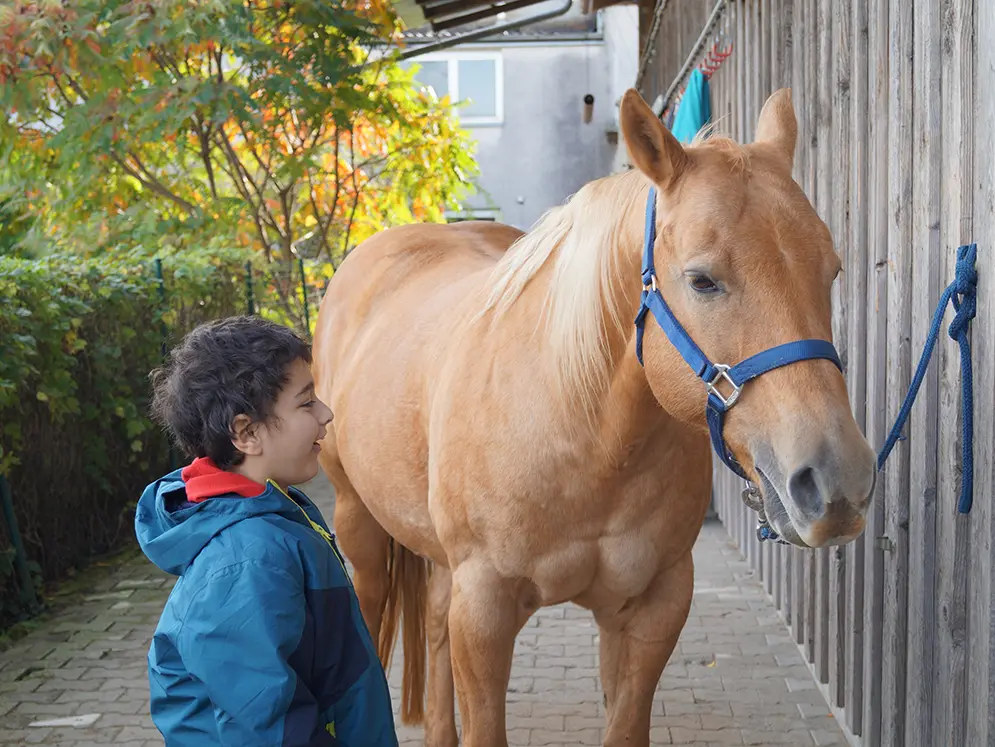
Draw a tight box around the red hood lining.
[180,457,266,504]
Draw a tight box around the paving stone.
[740,729,817,745]
[670,727,744,745]
[810,728,848,746]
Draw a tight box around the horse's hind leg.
[426,565,458,747]
[319,452,391,640]
[595,552,694,747]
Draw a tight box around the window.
[445,208,501,223]
[402,52,503,125]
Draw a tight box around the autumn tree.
[0,0,478,321]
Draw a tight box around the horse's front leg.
[594,552,694,747]
[448,559,532,747]
[425,565,458,747]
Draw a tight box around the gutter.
[396,0,575,60]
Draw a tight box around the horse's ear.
[620,88,688,190]
[755,88,797,169]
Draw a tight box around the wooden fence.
[636,0,994,744]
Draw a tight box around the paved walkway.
[0,476,848,746]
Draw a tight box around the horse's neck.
[542,184,673,460]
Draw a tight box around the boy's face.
[234,357,333,489]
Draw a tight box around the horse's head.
[619,88,875,548]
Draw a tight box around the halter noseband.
[633,187,843,538]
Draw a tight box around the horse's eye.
[688,274,719,294]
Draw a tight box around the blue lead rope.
[877,243,979,514]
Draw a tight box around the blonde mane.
[480,168,648,413]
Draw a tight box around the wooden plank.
[737,0,746,141]
[827,0,853,710]
[932,0,973,741]
[776,0,794,623]
[760,0,780,598]
[740,2,751,573]
[968,2,995,743]
[844,0,869,732]
[812,0,833,686]
[880,0,914,742]
[904,0,942,742]
[790,0,808,650]
[804,0,818,203]
[802,0,815,664]
[768,0,779,86]
[725,5,734,138]
[762,0,774,595]
[723,5,733,140]
[754,0,762,143]
[859,0,889,739]
[767,0,777,97]
[745,0,754,144]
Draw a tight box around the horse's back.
[314,220,521,375]
[312,220,523,559]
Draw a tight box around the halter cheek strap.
[633,186,843,480]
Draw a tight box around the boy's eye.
[301,399,316,408]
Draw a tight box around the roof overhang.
[394,0,564,33]
[579,0,634,10]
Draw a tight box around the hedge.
[0,248,263,631]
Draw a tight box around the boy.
[135,316,398,746]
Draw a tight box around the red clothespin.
[702,42,733,78]
[699,40,719,76]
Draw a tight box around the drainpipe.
[396,0,574,60]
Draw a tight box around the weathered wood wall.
[638,0,994,744]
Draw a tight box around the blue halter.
[634,187,844,481]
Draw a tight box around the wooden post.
[881,0,914,742]
[968,3,995,744]
[844,0,868,732]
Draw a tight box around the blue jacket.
[135,460,398,746]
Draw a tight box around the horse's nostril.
[787,465,823,520]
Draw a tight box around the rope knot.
[949,244,978,340]
[878,242,978,515]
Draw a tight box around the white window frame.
[408,50,504,126]
[445,208,502,223]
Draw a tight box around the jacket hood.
[135,460,307,576]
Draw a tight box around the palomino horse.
[312,88,876,746]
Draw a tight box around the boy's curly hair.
[150,316,312,469]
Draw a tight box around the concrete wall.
[461,41,614,230]
[602,5,639,174]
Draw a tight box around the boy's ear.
[231,414,263,457]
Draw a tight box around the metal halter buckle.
[706,364,742,408]
[741,483,764,512]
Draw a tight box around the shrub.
[0,247,256,629]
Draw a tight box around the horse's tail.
[377,537,429,725]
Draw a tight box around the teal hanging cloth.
[670,68,711,144]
